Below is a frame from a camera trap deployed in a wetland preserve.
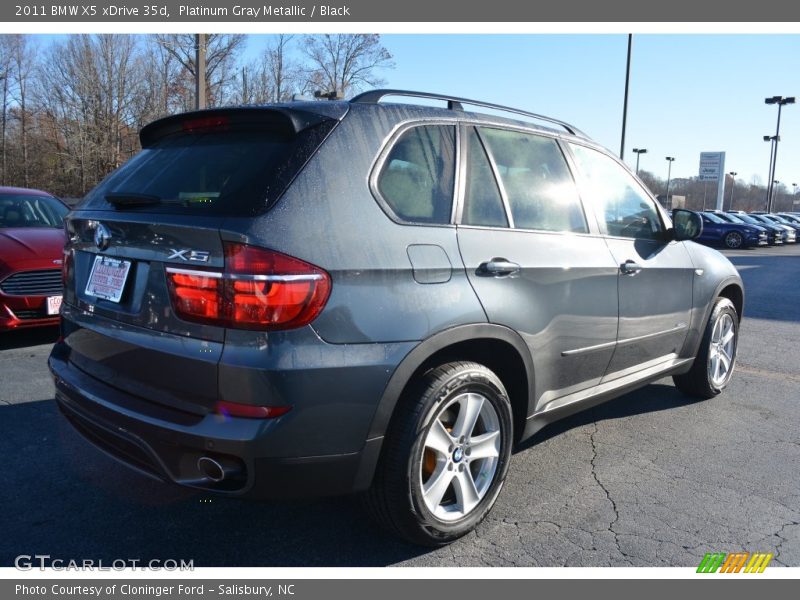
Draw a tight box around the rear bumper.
[49,333,405,498]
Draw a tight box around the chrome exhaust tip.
[197,456,226,482]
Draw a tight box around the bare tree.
[0,37,11,185]
[36,35,144,195]
[154,34,245,107]
[236,34,303,104]
[266,34,300,102]
[302,34,394,99]
[9,35,35,187]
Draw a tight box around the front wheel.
[673,297,739,398]
[364,361,513,546]
[724,231,744,249]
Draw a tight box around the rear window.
[81,119,336,216]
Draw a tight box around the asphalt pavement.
[1,244,798,567]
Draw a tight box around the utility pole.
[195,34,206,110]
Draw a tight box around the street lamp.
[774,180,781,211]
[727,171,737,210]
[665,156,675,208]
[632,148,647,174]
[764,96,795,212]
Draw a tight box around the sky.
[245,34,800,188]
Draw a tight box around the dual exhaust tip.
[197,455,241,483]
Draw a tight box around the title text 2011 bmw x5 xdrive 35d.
[50,90,743,545]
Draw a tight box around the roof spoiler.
[139,107,339,147]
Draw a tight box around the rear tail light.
[165,243,331,330]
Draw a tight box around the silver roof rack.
[350,89,587,138]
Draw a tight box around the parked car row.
[688,209,800,249]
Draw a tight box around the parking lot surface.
[1,245,798,567]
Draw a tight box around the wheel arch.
[681,274,745,362]
[354,324,535,491]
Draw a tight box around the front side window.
[478,128,587,233]
[377,125,456,224]
[569,143,664,240]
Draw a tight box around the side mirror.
[671,209,703,241]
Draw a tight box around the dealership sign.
[699,152,725,181]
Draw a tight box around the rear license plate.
[46,295,62,315]
[85,255,131,303]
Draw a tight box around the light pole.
[773,180,781,211]
[764,134,778,209]
[764,96,795,212]
[727,171,737,210]
[665,156,675,209]
[632,148,647,174]
[620,34,633,160]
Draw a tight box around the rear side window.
[377,125,456,224]
[569,143,664,240]
[479,128,587,233]
[82,118,337,216]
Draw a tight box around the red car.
[0,186,69,330]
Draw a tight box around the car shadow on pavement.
[0,398,428,567]
[518,382,703,451]
[0,326,59,351]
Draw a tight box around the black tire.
[724,231,744,249]
[363,361,513,546]
[673,297,739,399]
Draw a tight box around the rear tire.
[364,361,513,546]
[673,297,739,399]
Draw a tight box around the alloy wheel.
[419,392,501,521]
[708,313,736,387]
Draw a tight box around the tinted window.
[462,127,508,228]
[0,194,68,228]
[569,143,664,240]
[479,128,587,233]
[377,125,456,224]
[83,120,336,216]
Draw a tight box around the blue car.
[723,212,783,245]
[697,211,768,249]
[747,213,796,243]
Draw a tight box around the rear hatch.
[62,105,345,415]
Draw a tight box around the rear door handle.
[478,258,521,277]
[620,260,643,275]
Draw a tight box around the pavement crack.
[589,419,633,566]
[773,519,799,566]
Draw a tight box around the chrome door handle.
[478,258,521,277]
[620,260,643,275]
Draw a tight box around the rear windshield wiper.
[105,192,162,207]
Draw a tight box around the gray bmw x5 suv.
[50,90,743,545]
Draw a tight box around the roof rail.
[350,89,587,138]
